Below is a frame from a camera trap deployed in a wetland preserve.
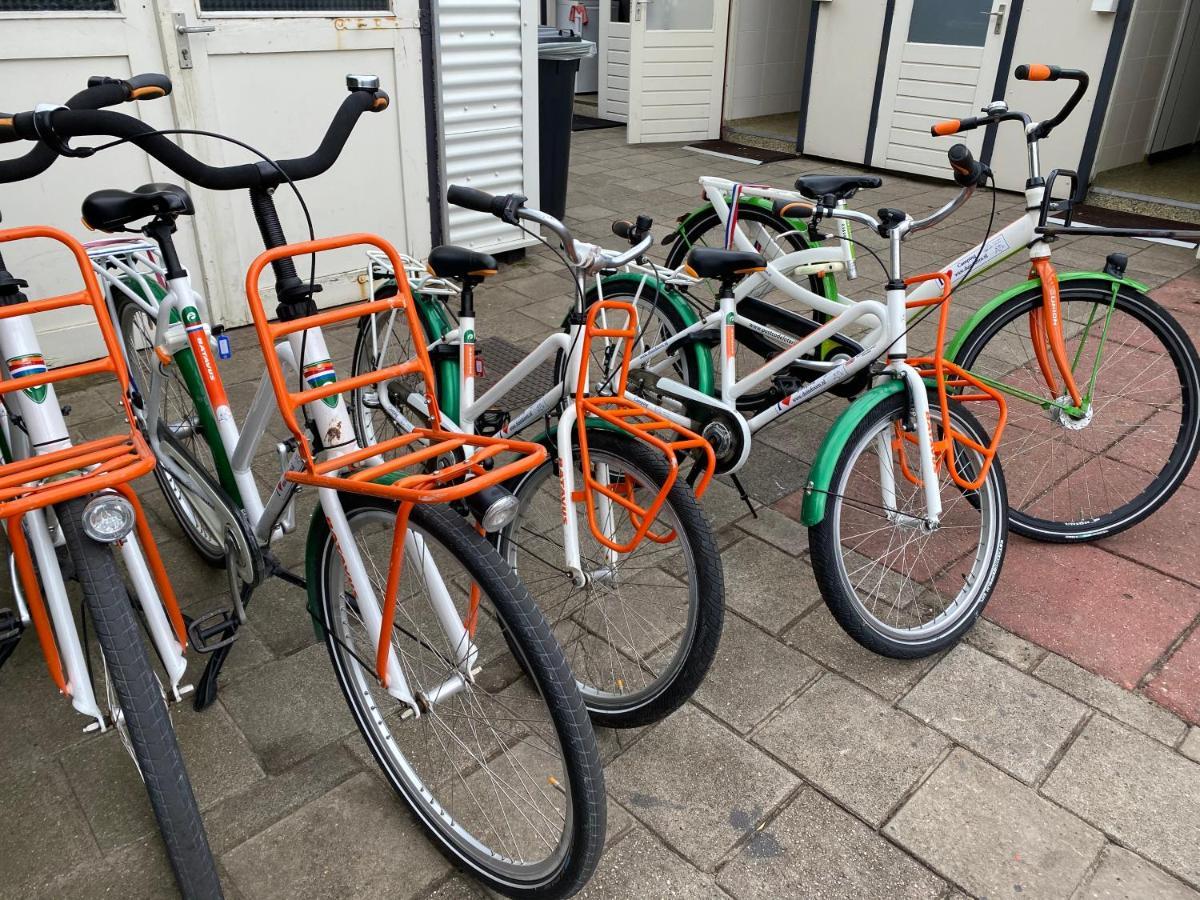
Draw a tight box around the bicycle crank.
[626,370,751,474]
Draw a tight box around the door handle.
[982,3,1006,35]
[176,24,216,34]
[172,13,215,70]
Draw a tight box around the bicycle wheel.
[953,282,1200,541]
[115,296,226,565]
[809,390,1008,658]
[309,495,605,898]
[56,498,222,898]
[499,429,724,728]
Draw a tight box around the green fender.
[672,197,841,304]
[590,271,714,398]
[412,293,461,423]
[946,271,1148,363]
[801,378,909,527]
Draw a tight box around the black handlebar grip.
[367,89,390,112]
[448,185,499,214]
[126,73,172,100]
[612,220,635,240]
[0,114,17,144]
[947,143,985,188]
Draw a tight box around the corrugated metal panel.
[437,0,536,252]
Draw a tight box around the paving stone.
[720,536,822,636]
[605,705,799,869]
[680,612,820,733]
[963,616,1047,672]
[60,700,265,851]
[578,826,729,898]
[1042,716,1200,886]
[885,749,1103,899]
[1077,844,1200,900]
[1035,654,1188,746]
[0,761,99,895]
[717,788,944,900]
[222,773,450,899]
[219,643,359,774]
[1183,726,1200,763]
[900,644,1086,784]
[985,542,1200,689]
[784,604,937,701]
[423,875,487,899]
[699,478,757,532]
[716,442,809,506]
[1098,484,1200,588]
[1146,626,1200,725]
[203,742,363,855]
[38,837,177,900]
[755,674,948,826]
[734,503,806,556]
[0,633,93,768]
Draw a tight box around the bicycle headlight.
[465,485,520,534]
[81,494,136,543]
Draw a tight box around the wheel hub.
[1049,394,1093,430]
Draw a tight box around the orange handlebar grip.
[931,119,960,137]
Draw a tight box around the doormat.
[683,140,799,165]
[573,115,624,132]
[1071,203,1199,234]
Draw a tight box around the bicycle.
[652,65,1200,543]
[1,74,608,898]
[575,144,1011,659]
[347,192,725,729]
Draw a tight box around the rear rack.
[0,226,184,694]
[1035,168,1200,244]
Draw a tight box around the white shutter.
[437,0,540,251]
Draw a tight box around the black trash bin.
[537,27,594,221]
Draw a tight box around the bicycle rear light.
[82,493,136,543]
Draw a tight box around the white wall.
[725,0,809,121]
[1096,0,1189,172]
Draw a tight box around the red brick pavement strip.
[1147,626,1200,723]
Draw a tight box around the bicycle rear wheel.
[57,498,222,898]
[309,495,605,898]
[953,282,1200,541]
[809,391,1008,658]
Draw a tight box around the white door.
[598,0,631,123]
[626,0,730,144]
[1150,0,1200,156]
[153,0,430,327]
[0,0,178,364]
[872,0,1008,178]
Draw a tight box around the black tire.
[662,204,834,410]
[952,282,1200,542]
[309,496,605,898]
[809,390,1008,658]
[115,296,226,566]
[499,429,724,728]
[57,498,222,898]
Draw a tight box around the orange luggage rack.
[243,233,546,501]
[0,226,184,694]
[902,270,1007,491]
[575,300,716,554]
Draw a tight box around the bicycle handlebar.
[929,64,1088,143]
[0,74,175,183]
[0,79,390,189]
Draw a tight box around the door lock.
[982,3,1006,36]
[173,13,216,69]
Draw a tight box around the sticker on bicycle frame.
[463,329,476,381]
[724,312,736,360]
[216,333,232,359]
[7,354,47,403]
[948,233,1011,284]
[303,359,340,408]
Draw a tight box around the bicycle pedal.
[186,608,241,654]
[477,408,510,437]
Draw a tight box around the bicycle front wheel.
[809,391,1008,658]
[953,282,1200,541]
[57,498,222,898]
[309,495,605,898]
[499,429,724,728]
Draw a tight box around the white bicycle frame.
[0,273,187,729]
[89,241,475,716]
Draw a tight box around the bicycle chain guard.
[899,271,1008,492]
[574,300,716,554]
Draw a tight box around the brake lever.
[31,104,95,158]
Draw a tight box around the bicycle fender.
[414,294,460,423]
[946,271,1149,364]
[673,195,778,236]
[589,272,716,398]
[801,379,909,527]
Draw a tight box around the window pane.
[647,0,713,31]
[199,0,389,11]
[907,0,990,46]
[611,0,629,24]
[0,0,116,9]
